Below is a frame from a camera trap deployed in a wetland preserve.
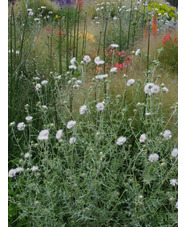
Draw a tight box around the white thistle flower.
[38,129,49,141]
[116,136,127,145]
[162,87,169,93]
[41,105,48,109]
[33,77,40,80]
[56,130,63,140]
[171,148,178,158]
[69,137,76,144]
[148,153,159,162]
[163,130,172,140]
[145,112,151,116]
[31,166,38,171]
[25,116,33,123]
[79,105,87,115]
[110,67,117,73]
[151,85,160,94]
[170,179,178,186]
[83,55,91,63]
[113,16,117,20]
[67,120,76,129]
[24,153,32,158]
[8,169,17,178]
[15,167,24,173]
[41,6,46,9]
[135,49,140,56]
[139,134,147,143]
[70,57,76,65]
[16,51,20,55]
[17,122,26,131]
[9,121,15,127]
[94,56,105,65]
[69,65,77,70]
[110,44,119,48]
[95,74,108,80]
[41,80,48,85]
[127,79,135,87]
[96,102,104,111]
[144,83,154,95]
[35,83,41,91]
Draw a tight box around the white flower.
[95,74,108,80]
[70,57,76,65]
[28,11,34,16]
[175,201,178,209]
[96,22,100,24]
[41,80,48,85]
[139,134,147,143]
[31,166,38,171]
[96,8,100,11]
[110,67,117,73]
[17,122,25,131]
[56,129,63,140]
[145,112,151,116]
[15,167,24,173]
[171,148,178,158]
[38,129,49,141]
[113,16,117,20]
[69,137,76,144]
[69,65,77,70]
[170,179,178,186]
[41,105,48,109]
[9,121,15,127]
[135,49,140,56]
[83,55,91,63]
[148,153,159,162]
[96,102,104,111]
[16,51,20,55]
[34,18,40,21]
[144,83,154,95]
[110,44,119,48]
[116,136,127,145]
[79,105,87,115]
[162,87,169,93]
[101,7,104,10]
[33,77,40,80]
[41,6,46,9]
[35,83,41,91]
[127,79,135,86]
[48,11,53,14]
[25,116,33,123]
[8,169,17,178]
[94,56,105,65]
[67,120,76,129]
[151,85,160,94]
[24,152,32,158]
[163,130,172,140]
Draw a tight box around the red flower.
[46,29,50,31]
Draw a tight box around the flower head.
[17,122,25,131]
[96,102,104,111]
[35,83,41,91]
[24,152,32,158]
[38,129,49,141]
[94,56,105,65]
[170,179,178,186]
[116,136,127,145]
[31,166,38,171]
[56,129,63,140]
[148,153,159,162]
[67,120,76,129]
[41,80,48,85]
[163,130,172,140]
[144,83,154,95]
[151,85,160,94]
[25,116,33,123]
[139,134,147,143]
[8,169,17,178]
[83,55,91,63]
[110,44,119,48]
[15,167,24,173]
[70,57,76,65]
[110,67,117,73]
[95,74,108,80]
[69,65,77,70]
[79,105,87,115]
[69,137,76,144]
[127,79,135,87]
[171,148,178,157]
[135,49,141,56]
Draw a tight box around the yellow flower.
[55,15,60,19]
